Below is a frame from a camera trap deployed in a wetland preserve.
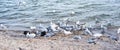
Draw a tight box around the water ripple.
[0,0,120,26]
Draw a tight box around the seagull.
[56,21,62,27]
[84,28,93,36]
[34,24,48,36]
[64,18,70,26]
[50,22,59,32]
[109,35,118,41]
[0,24,7,29]
[35,30,41,36]
[76,21,80,26]
[30,26,36,30]
[87,37,96,44]
[26,33,36,38]
[92,30,103,38]
[88,24,95,30]
[117,28,120,34]
[63,29,72,35]
[93,33,103,38]
[23,31,36,38]
[60,25,74,31]
[47,26,53,32]
[73,35,81,40]
[45,26,57,37]
[44,31,54,37]
[30,26,37,33]
[81,24,86,30]
[95,18,100,24]
[76,21,80,25]
[82,27,90,35]
[101,25,108,34]
[75,21,81,29]
[106,21,112,26]
[107,35,119,43]
[100,24,107,30]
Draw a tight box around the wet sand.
[0,26,120,50]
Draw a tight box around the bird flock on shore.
[0,18,120,44]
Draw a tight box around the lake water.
[0,0,120,27]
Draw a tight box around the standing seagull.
[92,30,103,38]
[117,28,120,34]
[106,21,112,26]
[75,21,81,29]
[76,21,80,25]
[35,30,41,36]
[109,35,118,41]
[84,28,93,36]
[63,29,72,35]
[87,37,96,44]
[95,18,100,24]
[44,31,54,37]
[108,35,119,44]
[56,21,62,27]
[73,35,81,40]
[93,33,103,38]
[64,18,70,26]
[50,22,59,32]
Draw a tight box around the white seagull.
[76,21,80,25]
[93,33,103,38]
[63,29,72,35]
[85,28,93,36]
[26,33,36,38]
[50,22,59,31]
[30,26,36,30]
[117,28,120,34]
[75,21,81,29]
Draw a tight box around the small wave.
[0,12,33,19]
[0,0,120,26]
[77,3,104,9]
[0,9,10,13]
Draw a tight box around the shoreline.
[0,25,120,50]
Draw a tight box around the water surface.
[0,0,120,27]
